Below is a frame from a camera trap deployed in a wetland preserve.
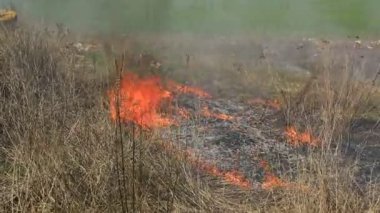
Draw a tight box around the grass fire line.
[107,71,306,191]
[157,140,253,189]
[107,71,231,128]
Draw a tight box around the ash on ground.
[160,93,379,189]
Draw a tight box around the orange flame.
[201,107,234,121]
[159,141,252,189]
[224,171,252,188]
[194,159,252,189]
[262,174,290,190]
[167,80,211,98]
[260,160,290,190]
[108,72,174,129]
[108,72,215,128]
[285,126,319,147]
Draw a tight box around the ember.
[260,160,290,190]
[193,158,252,188]
[160,141,252,189]
[224,171,252,188]
[201,106,234,121]
[262,173,289,190]
[285,126,319,147]
[167,80,211,98]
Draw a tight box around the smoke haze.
[4,0,380,37]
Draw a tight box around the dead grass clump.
[279,52,379,148]
[0,27,115,211]
[0,28,86,147]
[271,52,380,212]
[263,151,379,213]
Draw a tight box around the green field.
[10,0,380,37]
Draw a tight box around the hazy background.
[3,0,379,37]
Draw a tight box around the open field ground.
[0,20,379,212]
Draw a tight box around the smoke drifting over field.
[6,0,380,36]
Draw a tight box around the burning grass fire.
[285,126,319,147]
[108,71,252,189]
[2,12,380,212]
[108,72,174,128]
[107,72,211,128]
[201,106,234,121]
[160,142,252,189]
[193,157,252,189]
[107,71,311,191]
[260,160,290,190]
[167,80,212,98]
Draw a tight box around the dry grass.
[0,27,253,212]
[0,27,379,212]
[270,50,380,212]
